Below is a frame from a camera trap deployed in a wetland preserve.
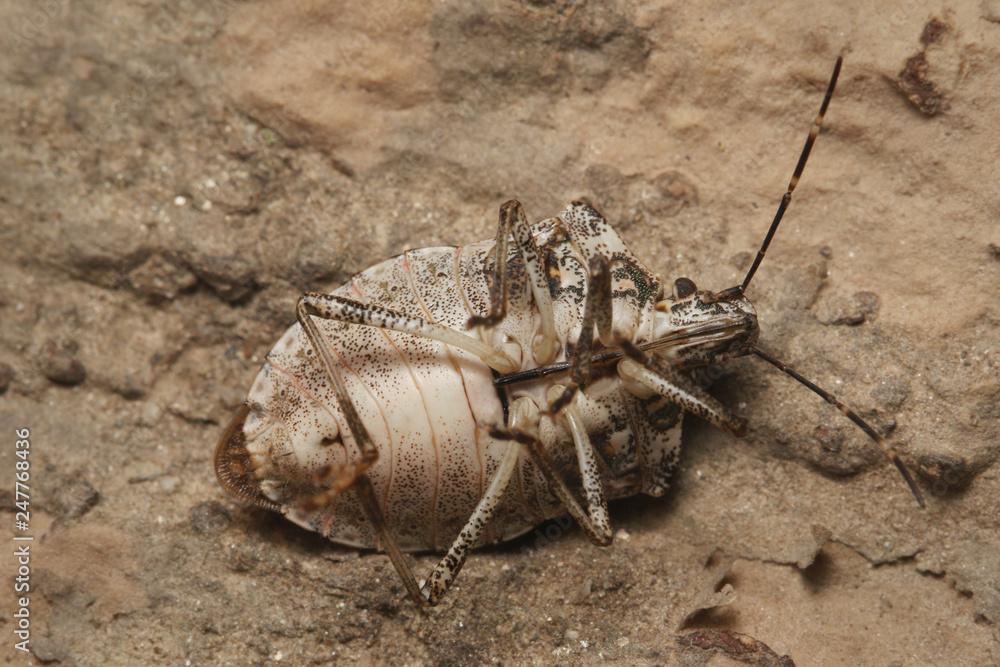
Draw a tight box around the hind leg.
[294,298,427,605]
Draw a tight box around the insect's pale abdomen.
[348,245,515,549]
[249,244,506,550]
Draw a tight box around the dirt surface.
[2,0,999,665]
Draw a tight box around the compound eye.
[673,277,697,299]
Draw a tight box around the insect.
[215,57,924,607]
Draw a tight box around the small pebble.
[918,454,972,493]
[138,401,163,426]
[0,362,13,393]
[190,501,232,535]
[39,339,86,386]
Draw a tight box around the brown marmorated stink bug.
[215,57,924,606]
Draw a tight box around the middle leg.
[492,253,618,547]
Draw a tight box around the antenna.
[751,347,925,507]
[730,58,924,507]
[713,56,843,303]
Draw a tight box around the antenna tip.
[892,456,926,508]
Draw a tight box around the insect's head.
[650,276,759,370]
[641,56,923,506]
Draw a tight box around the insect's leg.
[295,298,381,499]
[466,201,513,329]
[546,254,613,415]
[299,293,517,374]
[468,200,559,365]
[295,298,427,606]
[559,400,612,543]
[492,398,614,548]
[617,340,747,437]
[421,438,521,605]
[421,394,543,604]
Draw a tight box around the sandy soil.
[1,0,998,665]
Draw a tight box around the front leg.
[616,338,747,437]
[546,253,613,415]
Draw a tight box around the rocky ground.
[1,0,998,665]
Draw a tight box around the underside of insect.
[215,57,924,607]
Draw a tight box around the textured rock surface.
[1,1,998,665]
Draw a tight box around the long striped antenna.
[713,56,843,303]
[751,347,925,507]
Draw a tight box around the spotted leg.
[545,254,613,415]
[554,398,613,545]
[616,338,747,437]
[299,294,518,374]
[468,199,559,365]
[538,253,615,546]
[491,413,614,548]
[419,397,534,605]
